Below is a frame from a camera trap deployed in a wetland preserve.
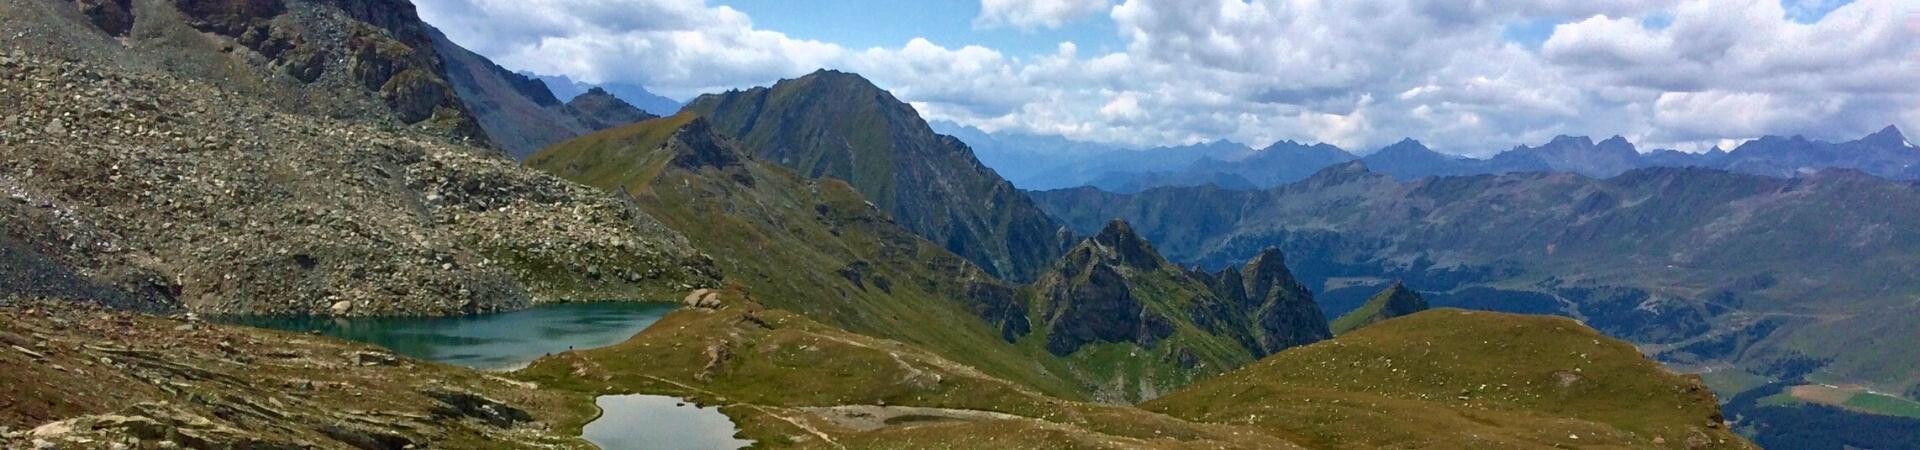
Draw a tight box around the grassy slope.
[1329,284,1419,335]
[515,300,1751,448]
[530,116,1085,398]
[1144,309,1753,449]
[514,294,1303,449]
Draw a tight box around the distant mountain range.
[435,30,659,159]
[527,73,685,118]
[1031,162,1920,404]
[950,124,1916,192]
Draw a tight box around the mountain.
[1489,135,1644,177]
[529,113,1090,397]
[531,72,684,117]
[682,70,1071,282]
[930,121,1129,189]
[974,125,1918,194]
[934,121,1261,191]
[1329,282,1428,334]
[1716,126,1920,179]
[565,87,657,130]
[0,0,716,315]
[1025,221,1329,401]
[435,31,658,159]
[9,0,488,144]
[530,113,1334,403]
[1231,140,1360,186]
[1359,138,1482,179]
[1031,163,1920,402]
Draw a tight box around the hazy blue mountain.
[961,125,1917,191]
[933,122,1254,190]
[1487,135,1643,177]
[1716,126,1918,179]
[1087,170,1258,193]
[1228,140,1359,186]
[528,73,685,117]
[1357,139,1483,179]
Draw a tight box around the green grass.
[1329,285,1397,335]
[1144,309,1756,449]
[1844,391,1920,419]
[1698,369,1775,399]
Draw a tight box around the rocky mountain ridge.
[683,70,1073,282]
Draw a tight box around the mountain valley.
[2,0,1899,448]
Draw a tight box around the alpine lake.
[226,302,752,450]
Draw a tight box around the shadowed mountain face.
[1031,163,1920,398]
[434,31,657,159]
[683,70,1071,282]
[1029,220,1329,402]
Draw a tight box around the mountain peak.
[1089,219,1163,269]
[1245,247,1288,273]
[664,117,747,172]
[1330,282,1429,334]
[1300,160,1378,187]
[798,69,880,89]
[1860,125,1908,147]
[1390,138,1426,149]
[567,87,658,130]
[1548,135,1595,147]
[1234,247,1331,354]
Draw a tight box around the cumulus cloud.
[1544,0,1919,144]
[415,0,844,99]
[974,0,1114,30]
[419,0,1920,155]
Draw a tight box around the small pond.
[583,395,754,450]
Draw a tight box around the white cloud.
[415,0,845,99]
[974,0,1114,30]
[419,0,1920,156]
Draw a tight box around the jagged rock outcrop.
[1029,221,1330,401]
[1330,282,1429,334]
[1231,248,1333,354]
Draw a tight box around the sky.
[415,0,1920,156]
